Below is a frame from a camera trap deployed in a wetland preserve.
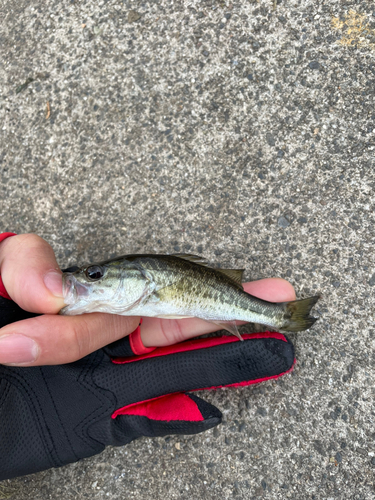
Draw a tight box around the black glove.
[0,295,295,481]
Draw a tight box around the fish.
[60,254,319,340]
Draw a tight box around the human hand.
[0,321,295,480]
[0,234,296,366]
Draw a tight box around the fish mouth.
[61,273,91,314]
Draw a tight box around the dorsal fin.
[172,254,209,266]
[218,269,245,288]
[172,254,244,287]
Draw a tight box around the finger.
[0,313,140,366]
[141,278,296,347]
[243,277,296,302]
[112,333,295,408]
[0,234,65,314]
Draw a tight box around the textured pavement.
[1,0,375,498]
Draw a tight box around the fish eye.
[85,265,104,281]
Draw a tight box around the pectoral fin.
[156,315,194,319]
[208,320,244,341]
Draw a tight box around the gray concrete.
[1,0,375,498]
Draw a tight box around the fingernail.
[44,271,63,298]
[0,334,39,365]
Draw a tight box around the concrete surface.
[1,0,375,498]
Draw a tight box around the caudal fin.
[282,296,320,332]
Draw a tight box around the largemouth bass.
[60,254,319,339]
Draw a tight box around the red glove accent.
[115,393,205,422]
[129,318,156,355]
[0,233,17,300]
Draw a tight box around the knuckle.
[69,317,92,360]
[160,318,184,345]
[111,315,135,338]
[15,233,46,253]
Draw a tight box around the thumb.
[0,234,65,314]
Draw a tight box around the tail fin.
[282,296,320,332]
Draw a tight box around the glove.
[0,288,295,481]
